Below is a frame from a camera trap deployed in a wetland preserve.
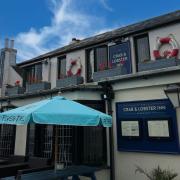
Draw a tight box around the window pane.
[28,124,54,159]
[87,49,94,82]
[0,125,16,157]
[35,64,42,82]
[96,47,108,71]
[136,35,150,63]
[83,127,105,165]
[25,63,42,84]
[0,51,5,87]
[58,57,66,79]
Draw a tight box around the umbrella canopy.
[0,96,112,127]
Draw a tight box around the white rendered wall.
[66,50,86,81]
[113,84,180,180]
[149,23,180,60]
[14,125,28,156]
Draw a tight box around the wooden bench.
[0,162,29,178]
[4,165,100,180]
[0,156,53,180]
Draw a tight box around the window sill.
[26,81,51,93]
[5,86,25,96]
[56,75,84,88]
[138,58,180,72]
[93,66,131,82]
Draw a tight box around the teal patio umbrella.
[0,96,112,169]
[0,96,112,127]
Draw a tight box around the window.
[86,46,108,82]
[86,49,94,82]
[74,101,106,166]
[80,126,106,166]
[0,125,16,157]
[0,51,5,87]
[24,63,42,85]
[27,124,54,159]
[95,46,108,72]
[57,56,66,79]
[134,34,150,64]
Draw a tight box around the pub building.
[0,10,180,180]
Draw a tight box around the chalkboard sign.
[109,41,132,73]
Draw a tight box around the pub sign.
[109,41,132,73]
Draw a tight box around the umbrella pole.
[54,125,58,172]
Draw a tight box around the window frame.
[134,33,151,70]
[86,45,108,82]
[23,63,42,85]
[57,56,66,79]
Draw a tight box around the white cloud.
[14,0,114,62]
[99,0,113,12]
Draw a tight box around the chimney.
[10,39,14,49]
[69,38,80,44]
[4,38,9,48]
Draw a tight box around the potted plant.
[26,76,51,93]
[138,58,180,72]
[93,62,130,82]
[135,165,178,180]
[56,74,84,88]
[6,80,25,96]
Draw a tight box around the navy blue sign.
[117,100,174,118]
[116,99,179,154]
[109,41,132,73]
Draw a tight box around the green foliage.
[135,165,178,180]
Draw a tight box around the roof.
[18,10,180,66]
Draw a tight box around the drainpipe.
[100,82,115,180]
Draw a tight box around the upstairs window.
[134,34,150,64]
[86,46,108,82]
[24,63,42,85]
[0,51,5,87]
[57,56,66,79]
[95,46,108,72]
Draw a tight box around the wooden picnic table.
[0,162,29,178]
[4,165,101,180]
[0,159,8,165]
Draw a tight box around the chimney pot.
[5,38,9,48]
[10,40,14,49]
[69,38,80,44]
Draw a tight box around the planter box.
[6,86,25,96]
[26,82,51,93]
[138,59,180,72]
[93,66,130,82]
[56,76,84,88]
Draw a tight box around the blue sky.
[0,0,179,62]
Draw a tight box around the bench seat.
[4,165,99,180]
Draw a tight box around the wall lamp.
[164,84,180,108]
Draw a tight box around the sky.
[0,0,179,62]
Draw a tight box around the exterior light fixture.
[164,84,180,108]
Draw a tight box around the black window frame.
[23,63,42,86]
[26,124,55,160]
[134,33,150,70]
[86,45,108,82]
[57,56,66,79]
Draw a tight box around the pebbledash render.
[0,10,180,180]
